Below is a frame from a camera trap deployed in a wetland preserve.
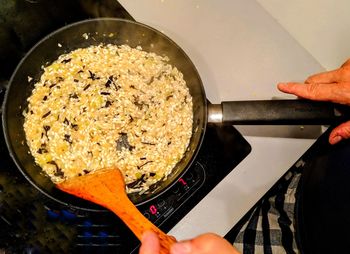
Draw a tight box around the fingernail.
[331,135,342,144]
[140,231,160,254]
[277,83,287,89]
[142,231,150,240]
[171,241,192,254]
[141,230,155,242]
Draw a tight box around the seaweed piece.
[150,172,156,177]
[69,93,79,99]
[140,157,147,160]
[61,58,72,64]
[37,147,48,154]
[43,125,51,132]
[100,92,110,95]
[137,161,153,169]
[49,84,56,89]
[83,84,91,91]
[116,133,135,151]
[141,141,156,146]
[73,79,79,82]
[83,169,91,174]
[105,75,120,90]
[105,75,113,88]
[71,123,79,131]
[104,101,112,108]
[126,180,138,189]
[42,127,50,140]
[77,70,84,74]
[54,170,64,177]
[64,134,72,144]
[43,96,48,101]
[166,95,173,100]
[88,70,100,80]
[63,118,70,125]
[113,83,121,91]
[48,161,64,177]
[127,174,146,188]
[184,95,188,104]
[57,77,64,82]
[42,111,51,118]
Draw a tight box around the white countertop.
[118,0,347,240]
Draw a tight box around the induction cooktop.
[0,1,251,253]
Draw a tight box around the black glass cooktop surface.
[0,1,251,253]
[0,116,250,253]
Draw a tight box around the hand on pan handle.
[278,59,350,145]
[139,230,240,254]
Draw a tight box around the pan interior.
[2,18,206,211]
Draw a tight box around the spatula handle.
[108,195,176,253]
[56,168,176,253]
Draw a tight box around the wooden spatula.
[56,167,176,253]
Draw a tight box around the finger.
[139,231,160,254]
[329,121,350,145]
[305,69,340,84]
[278,82,350,105]
[277,82,337,101]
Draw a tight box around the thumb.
[329,120,350,144]
[139,231,160,254]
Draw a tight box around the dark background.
[0,0,132,86]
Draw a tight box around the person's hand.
[139,230,240,254]
[278,59,350,145]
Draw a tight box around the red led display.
[178,178,187,186]
[149,205,157,215]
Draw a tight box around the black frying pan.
[295,128,350,253]
[2,18,350,211]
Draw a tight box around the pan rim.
[2,17,208,211]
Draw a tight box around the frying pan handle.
[208,100,350,125]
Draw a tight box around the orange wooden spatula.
[56,167,176,253]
